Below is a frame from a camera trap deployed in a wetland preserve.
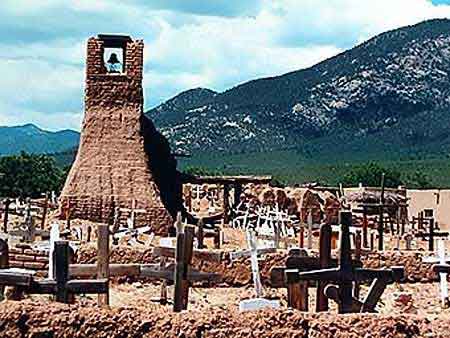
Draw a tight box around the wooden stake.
[97,224,110,307]
[2,199,10,234]
[197,218,205,249]
[41,193,49,230]
[0,239,8,300]
[54,241,70,303]
[173,215,185,312]
[316,223,331,312]
[181,226,194,310]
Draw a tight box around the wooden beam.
[0,271,33,286]
[66,279,108,294]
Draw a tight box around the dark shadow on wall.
[141,115,183,217]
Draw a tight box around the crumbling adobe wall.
[0,300,445,338]
[60,36,179,234]
[76,244,437,286]
[8,244,48,277]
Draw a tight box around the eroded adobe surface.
[60,36,180,234]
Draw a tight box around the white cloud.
[0,0,450,131]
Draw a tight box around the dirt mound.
[0,300,446,338]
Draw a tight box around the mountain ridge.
[146,18,450,158]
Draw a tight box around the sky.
[1,0,450,131]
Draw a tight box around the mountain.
[146,19,450,161]
[0,124,79,156]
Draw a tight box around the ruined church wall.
[60,37,174,234]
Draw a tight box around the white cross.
[247,229,263,297]
[48,223,60,280]
[423,239,450,307]
[238,229,279,311]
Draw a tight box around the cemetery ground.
[1,223,450,337]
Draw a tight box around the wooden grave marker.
[415,218,448,251]
[0,241,108,303]
[285,211,404,314]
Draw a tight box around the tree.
[341,162,403,188]
[404,170,432,189]
[0,152,67,198]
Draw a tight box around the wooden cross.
[152,221,221,312]
[0,241,107,303]
[415,218,448,251]
[424,239,450,308]
[271,223,363,312]
[285,211,404,314]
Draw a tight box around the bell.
[107,53,120,64]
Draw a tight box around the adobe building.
[59,34,180,234]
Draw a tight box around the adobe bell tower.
[59,34,175,233]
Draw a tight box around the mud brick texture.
[0,300,447,337]
[59,36,181,235]
[8,244,49,277]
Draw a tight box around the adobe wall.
[8,243,49,277]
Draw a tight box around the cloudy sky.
[1,0,450,131]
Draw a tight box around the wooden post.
[0,239,8,300]
[66,201,72,230]
[378,173,385,251]
[54,241,70,303]
[3,199,10,233]
[159,257,168,305]
[354,230,362,299]
[111,207,121,234]
[233,183,243,210]
[307,210,313,250]
[370,232,375,251]
[185,185,192,212]
[223,184,231,225]
[362,206,368,248]
[97,224,110,307]
[41,193,49,230]
[181,226,194,310]
[316,223,331,312]
[197,218,205,249]
[338,211,353,314]
[214,226,221,249]
[87,226,92,242]
[173,217,185,312]
[286,269,307,311]
[298,226,304,248]
[429,218,435,252]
